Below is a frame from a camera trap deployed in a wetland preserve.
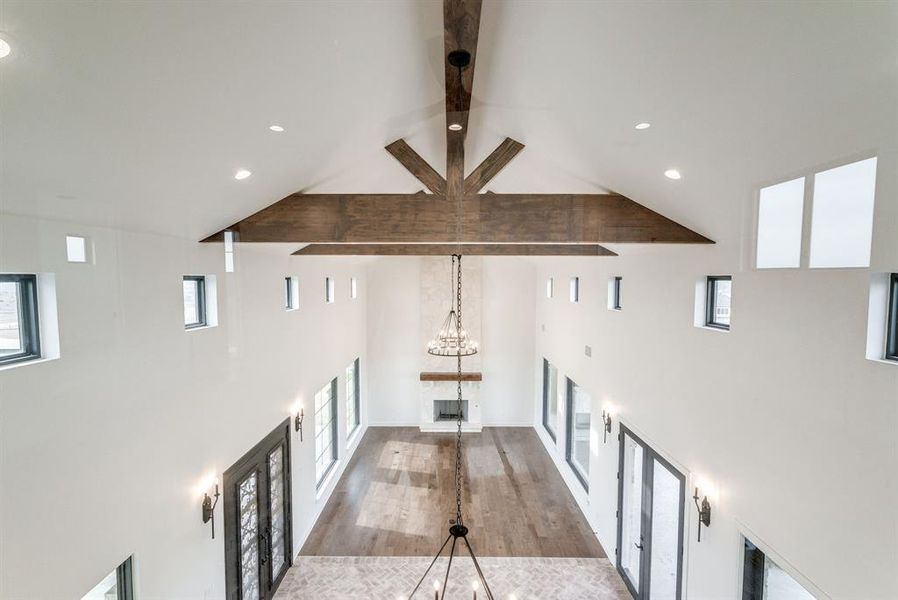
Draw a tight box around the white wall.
[0,214,368,600]
[367,256,535,427]
[531,157,898,599]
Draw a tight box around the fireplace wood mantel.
[419,372,483,382]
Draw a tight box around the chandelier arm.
[438,536,458,600]
[408,534,453,598]
[463,536,495,600]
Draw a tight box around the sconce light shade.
[692,486,712,542]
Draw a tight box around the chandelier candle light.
[410,255,493,600]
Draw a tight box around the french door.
[616,425,685,600]
[224,420,293,600]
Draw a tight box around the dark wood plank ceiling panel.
[292,244,617,256]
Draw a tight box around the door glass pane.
[268,446,286,580]
[239,472,260,600]
[80,570,117,600]
[650,460,681,599]
[764,558,815,600]
[621,434,644,592]
[0,281,23,356]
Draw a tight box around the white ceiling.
[1,1,895,247]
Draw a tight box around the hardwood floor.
[301,427,606,558]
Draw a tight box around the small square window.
[350,277,358,299]
[887,273,898,361]
[569,277,579,303]
[0,274,41,366]
[706,276,732,330]
[809,157,877,268]
[325,277,335,304]
[66,235,88,263]
[183,276,207,329]
[285,276,299,310]
[546,277,554,299]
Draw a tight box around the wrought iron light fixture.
[409,256,493,599]
[427,255,478,357]
[294,407,304,441]
[692,487,711,542]
[601,410,612,443]
[202,479,220,539]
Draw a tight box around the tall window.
[565,378,591,491]
[285,276,298,310]
[756,177,804,269]
[346,358,361,438]
[542,359,559,441]
[325,277,335,304]
[570,277,580,303]
[546,277,554,298]
[314,378,338,486]
[350,277,358,299]
[0,274,41,366]
[887,273,898,361]
[706,276,732,330]
[742,539,814,600]
[183,276,207,329]
[611,276,622,310]
[80,556,134,600]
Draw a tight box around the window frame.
[183,275,207,329]
[565,377,589,492]
[546,277,554,299]
[886,273,898,361]
[541,358,557,442]
[570,276,580,303]
[350,277,358,300]
[325,277,335,304]
[284,277,295,310]
[613,276,622,310]
[0,274,41,366]
[705,275,732,330]
[314,377,338,488]
[346,358,361,438]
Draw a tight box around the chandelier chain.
[454,254,464,527]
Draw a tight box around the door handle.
[259,532,269,564]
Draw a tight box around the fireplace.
[433,399,468,422]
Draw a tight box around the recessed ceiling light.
[635,122,651,130]
[269,125,285,132]
[664,169,682,180]
[234,169,252,180]
[448,123,463,131]
[0,38,11,59]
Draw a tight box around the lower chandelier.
[409,254,493,599]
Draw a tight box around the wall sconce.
[202,479,220,539]
[601,409,613,443]
[294,407,304,441]
[692,486,712,542]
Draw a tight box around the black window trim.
[886,273,898,361]
[565,377,589,492]
[613,276,622,310]
[541,358,556,442]
[285,276,294,310]
[183,275,207,329]
[0,274,41,366]
[348,357,361,437]
[705,275,732,330]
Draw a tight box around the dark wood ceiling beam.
[200,193,712,244]
[292,244,617,256]
[444,0,482,199]
[385,139,446,195]
[464,137,525,193]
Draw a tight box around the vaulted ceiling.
[1,1,895,252]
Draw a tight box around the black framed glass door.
[224,419,292,600]
[616,425,685,600]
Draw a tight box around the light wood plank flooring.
[301,427,606,558]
